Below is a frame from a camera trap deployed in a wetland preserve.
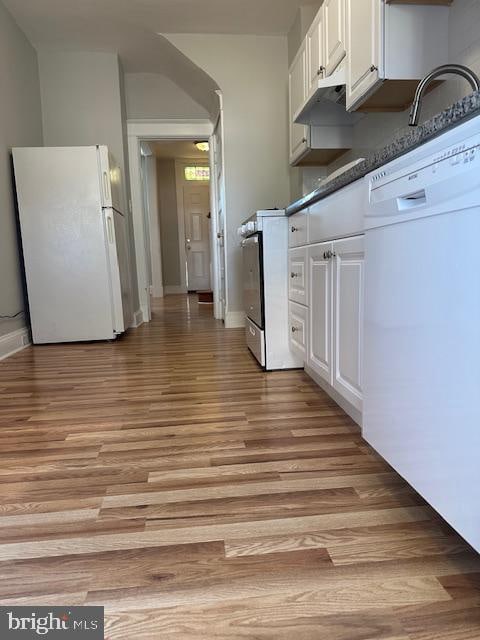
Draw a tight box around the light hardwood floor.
[0,294,479,639]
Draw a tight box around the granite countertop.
[286,90,480,216]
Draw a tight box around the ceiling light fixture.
[195,141,209,152]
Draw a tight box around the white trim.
[130,309,144,328]
[0,327,31,361]
[127,120,213,139]
[210,94,227,321]
[127,119,217,325]
[224,311,245,329]
[164,285,188,295]
[128,134,152,323]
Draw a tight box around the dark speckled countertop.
[286,91,480,216]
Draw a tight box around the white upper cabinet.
[290,40,307,122]
[289,41,309,164]
[292,0,449,125]
[345,0,381,111]
[324,0,346,76]
[306,7,325,98]
[346,1,449,112]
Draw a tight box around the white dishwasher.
[364,122,480,552]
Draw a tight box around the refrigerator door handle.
[103,171,110,203]
[106,214,114,243]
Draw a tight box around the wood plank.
[0,295,478,638]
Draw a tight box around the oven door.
[242,234,263,328]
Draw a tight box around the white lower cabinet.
[289,301,308,363]
[307,235,364,413]
[308,241,333,384]
[332,235,364,411]
[288,247,308,306]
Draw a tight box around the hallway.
[0,295,479,639]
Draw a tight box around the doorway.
[127,119,226,324]
[137,137,214,316]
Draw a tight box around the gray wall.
[166,34,291,316]
[157,159,181,288]
[125,73,210,120]
[37,49,139,315]
[0,0,43,338]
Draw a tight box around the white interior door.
[184,184,211,292]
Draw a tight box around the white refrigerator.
[13,145,132,344]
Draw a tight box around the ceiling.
[5,1,321,39]
[150,140,209,160]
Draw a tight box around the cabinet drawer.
[289,302,308,363]
[288,211,309,247]
[289,247,308,306]
[245,317,265,367]
[309,178,365,245]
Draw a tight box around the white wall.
[125,73,210,120]
[0,0,43,338]
[37,50,139,315]
[166,34,291,316]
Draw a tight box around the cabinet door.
[332,235,364,411]
[308,242,333,384]
[324,0,346,76]
[346,0,383,111]
[289,41,309,163]
[288,247,308,306]
[306,7,325,97]
[289,302,308,363]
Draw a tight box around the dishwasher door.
[242,234,263,328]
[364,155,480,552]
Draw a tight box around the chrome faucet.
[409,64,480,127]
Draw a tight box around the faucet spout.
[409,64,480,127]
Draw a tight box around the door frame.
[127,119,215,323]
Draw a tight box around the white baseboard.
[151,286,164,298]
[0,327,31,361]
[224,311,245,329]
[130,309,144,329]
[164,285,187,295]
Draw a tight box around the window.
[184,166,210,181]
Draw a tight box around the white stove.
[238,209,302,371]
[237,209,286,238]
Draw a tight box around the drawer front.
[289,247,308,306]
[309,179,365,244]
[288,210,309,247]
[245,317,265,367]
[289,302,308,362]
